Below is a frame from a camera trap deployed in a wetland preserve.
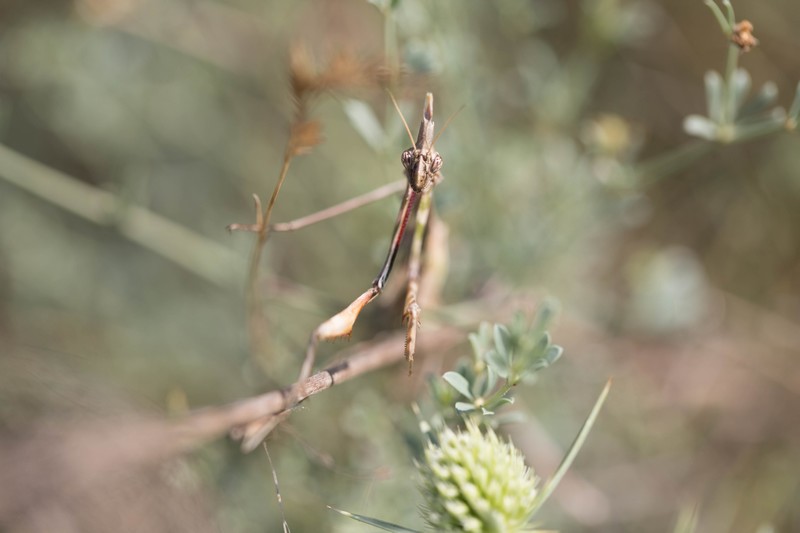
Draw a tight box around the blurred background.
[1,0,799,531]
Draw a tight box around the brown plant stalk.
[229,46,377,362]
[0,327,462,523]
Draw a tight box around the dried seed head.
[288,120,323,157]
[290,45,377,100]
[319,52,375,91]
[289,44,318,98]
[732,20,758,52]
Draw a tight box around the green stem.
[634,141,714,186]
[722,0,736,30]
[245,145,298,361]
[481,380,516,412]
[723,43,739,126]
[0,143,245,288]
[703,0,732,35]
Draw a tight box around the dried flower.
[288,120,323,157]
[731,20,758,52]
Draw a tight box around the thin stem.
[481,381,514,411]
[227,326,462,451]
[704,0,732,35]
[0,143,245,288]
[723,43,739,126]
[722,0,736,30]
[634,141,714,186]
[730,117,786,142]
[262,155,294,234]
[529,379,612,516]
[246,150,296,357]
[263,443,292,533]
[271,179,406,232]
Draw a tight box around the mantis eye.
[431,153,443,174]
[401,149,416,170]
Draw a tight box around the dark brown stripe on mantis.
[372,186,419,292]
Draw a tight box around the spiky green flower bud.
[417,421,539,532]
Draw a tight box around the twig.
[271,179,406,233]
[242,116,323,358]
[263,442,291,533]
[0,326,462,525]
[238,322,462,452]
[84,327,462,459]
[0,143,245,289]
[244,153,294,358]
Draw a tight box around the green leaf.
[367,0,389,10]
[511,311,527,334]
[329,506,421,532]
[683,115,718,140]
[732,114,785,142]
[704,71,724,122]
[494,396,515,407]
[484,366,499,395]
[468,323,492,362]
[529,379,612,516]
[493,324,511,361]
[494,410,528,426]
[468,332,482,360]
[730,68,751,115]
[672,503,700,533]
[533,332,551,357]
[738,81,778,119]
[455,402,477,412]
[542,345,563,366]
[528,345,562,373]
[471,371,496,399]
[443,371,474,399]
[485,349,509,379]
[532,301,557,333]
[342,99,385,151]
[788,81,800,123]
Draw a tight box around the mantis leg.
[237,186,420,450]
[402,189,432,375]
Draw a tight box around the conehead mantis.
[305,92,444,376]
[239,93,448,450]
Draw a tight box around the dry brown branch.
[211,325,461,439]
[0,327,464,532]
[0,327,464,524]
[271,179,406,233]
[230,46,379,362]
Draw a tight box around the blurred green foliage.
[1,0,800,532]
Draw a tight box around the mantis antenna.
[387,90,417,148]
[432,103,465,148]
